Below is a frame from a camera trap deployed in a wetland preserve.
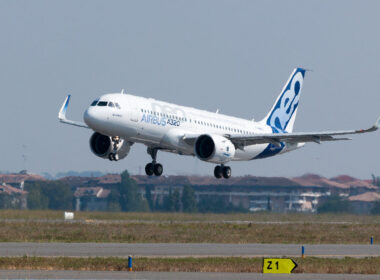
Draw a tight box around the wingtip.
[58,94,71,120]
[296,67,312,72]
[375,116,380,129]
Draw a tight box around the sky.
[0,0,380,178]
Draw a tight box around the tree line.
[3,170,380,214]
[19,170,246,213]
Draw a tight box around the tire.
[153,163,163,176]
[108,153,114,161]
[145,163,154,176]
[222,166,231,179]
[214,166,222,179]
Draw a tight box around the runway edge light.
[128,255,132,271]
[262,258,298,274]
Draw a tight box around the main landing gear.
[145,148,163,176]
[109,136,120,161]
[214,165,231,179]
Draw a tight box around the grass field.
[1,209,380,223]
[0,210,378,243]
[0,256,379,274]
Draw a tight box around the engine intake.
[90,133,111,157]
[195,134,235,164]
[89,132,131,160]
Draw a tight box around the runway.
[0,243,378,258]
[0,270,379,280]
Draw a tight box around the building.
[35,172,380,213]
[0,182,28,209]
[134,174,379,213]
[348,192,380,214]
[74,187,111,211]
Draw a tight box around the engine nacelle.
[195,134,235,164]
[89,132,131,160]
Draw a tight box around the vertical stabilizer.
[262,68,306,132]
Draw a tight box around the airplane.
[58,68,380,179]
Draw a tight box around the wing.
[183,117,380,147]
[58,95,89,128]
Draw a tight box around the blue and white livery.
[58,68,380,179]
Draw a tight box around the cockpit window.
[90,100,98,106]
[108,102,115,107]
[115,103,121,109]
[97,101,108,106]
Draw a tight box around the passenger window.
[97,101,108,106]
[90,100,98,106]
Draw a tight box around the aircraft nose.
[83,107,98,127]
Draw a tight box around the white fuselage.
[83,93,301,162]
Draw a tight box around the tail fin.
[262,68,306,132]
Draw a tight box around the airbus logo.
[141,114,180,127]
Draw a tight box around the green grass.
[0,256,379,274]
[0,221,378,243]
[0,210,378,243]
[1,209,380,223]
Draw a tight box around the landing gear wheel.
[146,147,163,176]
[153,163,163,176]
[108,153,119,161]
[145,163,154,176]
[108,153,114,161]
[214,166,223,179]
[222,166,231,179]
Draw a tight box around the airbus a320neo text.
[58,68,379,179]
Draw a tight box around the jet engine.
[90,132,131,160]
[195,134,235,164]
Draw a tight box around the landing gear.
[108,153,119,161]
[214,165,231,179]
[108,136,121,161]
[222,166,231,179]
[153,163,163,176]
[145,163,154,176]
[145,148,164,176]
[214,166,222,179]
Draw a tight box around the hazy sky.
[1,0,380,178]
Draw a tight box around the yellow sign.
[262,258,297,274]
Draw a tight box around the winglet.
[58,95,71,120]
[374,116,380,130]
[355,116,380,133]
[57,95,89,129]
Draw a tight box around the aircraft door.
[129,107,139,122]
[129,107,144,136]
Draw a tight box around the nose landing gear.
[145,148,163,176]
[109,136,121,161]
[214,165,231,179]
